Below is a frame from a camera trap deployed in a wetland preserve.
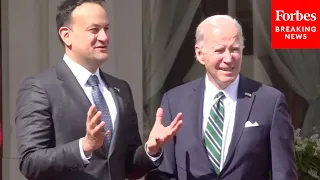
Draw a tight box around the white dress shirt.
[202,74,239,170]
[63,54,161,164]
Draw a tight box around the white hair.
[195,15,245,47]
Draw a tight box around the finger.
[86,105,96,123]
[104,130,110,136]
[155,108,164,125]
[92,121,105,136]
[168,112,183,129]
[169,120,183,136]
[88,111,102,129]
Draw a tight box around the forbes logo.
[275,10,317,21]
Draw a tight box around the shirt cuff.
[79,138,92,164]
[144,143,163,161]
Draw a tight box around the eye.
[231,47,240,52]
[89,28,99,34]
[215,49,224,53]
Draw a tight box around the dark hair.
[56,0,105,44]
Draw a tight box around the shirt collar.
[204,73,239,102]
[63,54,102,88]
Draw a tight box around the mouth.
[95,46,107,52]
[219,67,234,71]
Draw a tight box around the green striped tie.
[204,91,225,174]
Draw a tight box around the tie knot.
[214,91,225,100]
[87,75,100,87]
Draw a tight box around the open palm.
[146,108,183,155]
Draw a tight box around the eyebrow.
[87,23,109,29]
[210,44,241,50]
[231,44,241,48]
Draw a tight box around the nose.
[97,29,109,43]
[223,50,232,63]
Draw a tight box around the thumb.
[155,108,163,125]
[155,137,163,146]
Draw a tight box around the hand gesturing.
[146,108,183,155]
[82,105,109,155]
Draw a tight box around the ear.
[58,26,72,46]
[195,44,205,65]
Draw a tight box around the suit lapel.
[108,88,123,158]
[188,78,206,146]
[221,76,255,173]
[56,60,91,118]
[185,78,214,171]
[99,72,124,158]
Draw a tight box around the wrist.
[82,137,93,156]
[145,142,160,156]
[150,150,161,157]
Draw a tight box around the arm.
[145,93,178,180]
[15,77,85,180]
[270,93,298,180]
[124,81,159,179]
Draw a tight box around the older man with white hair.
[146,14,298,180]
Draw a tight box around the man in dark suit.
[146,15,298,180]
[14,0,182,180]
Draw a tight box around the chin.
[220,76,236,85]
[94,54,108,61]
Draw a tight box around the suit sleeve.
[15,77,85,180]
[145,93,178,180]
[123,81,159,179]
[270,93,298,180]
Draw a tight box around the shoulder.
[165,78,203,97]
[20,67,57,90]
[242,76,284,102]
[16,67,57,108]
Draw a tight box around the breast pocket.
[240,125,269,152]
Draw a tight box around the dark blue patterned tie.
[87,75,113,150]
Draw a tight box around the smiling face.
[195,18,243,89]
[59,2,109,72]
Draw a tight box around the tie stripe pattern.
[204,91,225,174]
[87,75,113,151]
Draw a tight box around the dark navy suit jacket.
[146,75,298,180]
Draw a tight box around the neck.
[207,73,228,90]
[65,51,100,73]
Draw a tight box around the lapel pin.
[245,92,252,97]
[114,87,120,92]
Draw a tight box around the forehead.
[204,23,240,47]
[71,2,108,26]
